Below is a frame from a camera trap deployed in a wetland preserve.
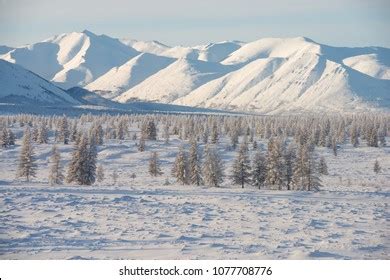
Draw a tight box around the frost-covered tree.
[378,126,386,147]
[265,138,285,190]
[66,137,81,184]
[149,151,162,177]
[188,139,202,186]
[37,123,49,144]
[284,143,296,190]
[116,120,127,140]
[251,150,267,189]
[48,145,63,185]
[144,120,157,140]
[232,141,251,188]
[211,122,218,144]
[70,121,78,142]
[111,170,119,185]
[32,126,39,142]
[138,135,146,152]
[350,123,359,147]
[90,123,104,145]
[202,129,209,144]
[17,128,37,181]
[1,127,9,148]
[7,129,15,146]
[58,116,70,144]
[367,125,378,147]
[172,146,188,184]
[374,160,381,174]
[292,144,321,191]
[97,164,105,183]
[66,134,97,185]
[83,135,97,185]
[230,128,239,150]
[332,137,338,156]
[202,145,224,187]
[319,157,328,175]
[163,122,170,144]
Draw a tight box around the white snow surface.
[0,59,79,105]
[0,128,389,259]
[115,58,232,103]
[1,32,390,113]
[343,54,390,80]
[1,30,138,89]
[85,53,175,99]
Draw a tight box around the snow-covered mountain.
[1,30,139,89]
[0,59,79,105]
[115,58,233,103]
[1,32,389,113]
[85,53,175,99]
[121,38,244,62]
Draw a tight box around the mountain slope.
[115,58,233,103]
[85,53,175,99]
[343,54,390,80]
[176,52,390,113]
[222,37,320,65]
[0,59,79,105]
[2,32,389,113]
[1,30,139,89]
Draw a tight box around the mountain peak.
[81,29,97,37]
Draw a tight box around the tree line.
[0,112,386,188]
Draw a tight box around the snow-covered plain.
[0,128,389,259]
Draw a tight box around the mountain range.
[1,30,389,114]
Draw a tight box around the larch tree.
[163,122,170,144]
[292,144,321,191]
[1,127,9,148]
[48,145,64,185]
[251,150,267,189]
[37,123,49,144]
[211,122,219,144]
[284,143,296,190]
[7,129,15,146]
[265,138,285,190]
[172,146,188,184]
[145,120,157,140]
[66,135,82,184]
[202,145,224,187]
[149,151,162,177]
[319,157,328,175]
[83,135,97,185]
[138,135,146,152]
[188,139,202,186]
[232,141,251,188]
[17,128,37,182]
[374,160,381,174]
[66,134,97,185]
[58,116,70,144]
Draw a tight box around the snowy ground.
[0,135,389,259]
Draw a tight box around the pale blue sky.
[0,0,389,47]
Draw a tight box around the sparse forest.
[0,112,388,190]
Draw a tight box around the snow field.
[0,127,389,259]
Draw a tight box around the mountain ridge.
[1,30,389,114]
